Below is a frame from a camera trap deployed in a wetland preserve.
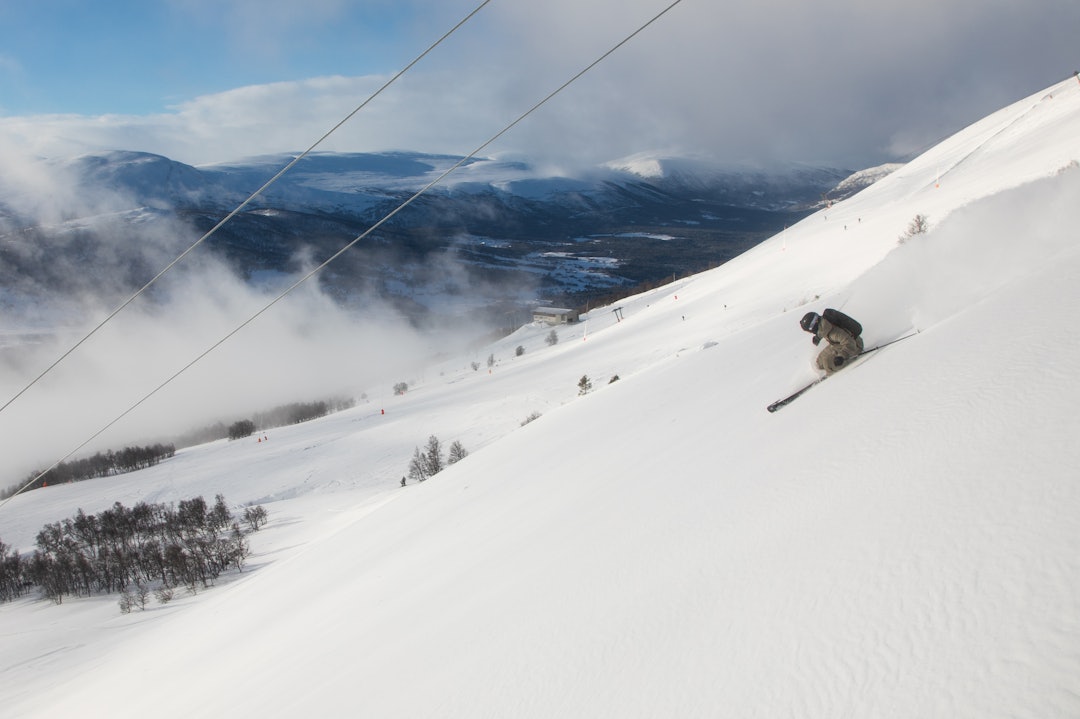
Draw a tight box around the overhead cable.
[0,0,493,420]
[0,0,685,511]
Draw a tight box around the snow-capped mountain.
[2,76,1079,718]
[0,150,850,327]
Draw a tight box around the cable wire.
[0,0,493,420]
[0,0,685,511]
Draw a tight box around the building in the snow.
[532,307,580,325]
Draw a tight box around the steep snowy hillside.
[2,77,1079,718]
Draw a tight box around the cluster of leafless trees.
[228,419,258,440]
[406,435,468,483]
[0,495,267,606]
[898,213,930,244]
[8,443,176,496]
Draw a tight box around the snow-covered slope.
[2,78,1080,717]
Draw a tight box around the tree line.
[228,399,355,439]
[224,398,358,440]
[2,394,361,498]
[254,399,355,429]
[0,495,267,606]
[3,443,177,498]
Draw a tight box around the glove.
[812,336,821,346]
[833,355,845,367]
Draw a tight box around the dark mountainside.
[0,151,863,329]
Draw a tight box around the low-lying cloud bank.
[0,155,497,485]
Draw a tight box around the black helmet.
[800,311,820,333]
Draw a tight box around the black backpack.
[822,308,862,338]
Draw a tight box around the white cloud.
[2,0,1078,169]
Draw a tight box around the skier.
[800,309,864,374]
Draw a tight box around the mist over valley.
[0,149,862,479]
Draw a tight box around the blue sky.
[0,1,427,115]
[1,0,1078,169]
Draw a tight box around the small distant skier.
[800,309,864,374]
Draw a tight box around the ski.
[767,378,825,412]
[766,331,919,413]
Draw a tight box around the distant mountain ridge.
[1,150,876,327]
[58,150,858,213]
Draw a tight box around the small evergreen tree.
[448,440,468,464]
[546,329,559,346]
[408,447,431,482]
[578,375,592,395]
[424,435,444,475]
[408,435,450,481]
[515,345,525,357]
